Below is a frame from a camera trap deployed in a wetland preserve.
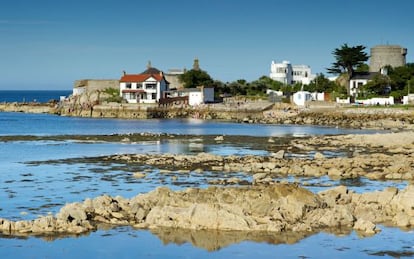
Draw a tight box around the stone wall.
[74,79,119,93]
[164,74,184,89]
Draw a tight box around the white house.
[270,60,292,85]
[164,86,214,106]
[349,72,378,97]
[119,67,169,104]
[270,60,316,85]
[292,65,315,85]
[293,91,312,106]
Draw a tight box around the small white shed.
[189,86,214,106]
[293,91,312,106]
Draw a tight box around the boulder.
[303,165,321,176]
[327,168,342,178]
[318,185,352,207]
[390,185,414,217]
[214,136,224,141]
[353,218,380,234]
[392,213,411,227]
[252,173,268,183]
[308,205,354,228]
[56,203,87,222]
[272,150,285,159]
[313,152,325,159]
[133,172,146,179]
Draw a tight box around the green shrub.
[103,88,123,103]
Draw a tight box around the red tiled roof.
[120,74,163,82]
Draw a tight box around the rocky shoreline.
[1,131,413,239]
[1,100,414,130]
[0,102,55,114]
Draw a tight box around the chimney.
[123,70,126,76]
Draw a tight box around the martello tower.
[369,45,407,72]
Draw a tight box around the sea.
[0,91,413,258]
[0,90,72,103]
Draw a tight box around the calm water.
[0,90,72,103]
[0,112,377,136]
[0,110,412,258]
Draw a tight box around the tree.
[361,74,391,98]
[247,76,283,96]
[178,69,213,88]
[355,63,370,73]
[227,81,247,96]
[327,44,369,79]
[255,76,284,91]
[304,73,338,93]
[388,64,414,91]
[388,63,414,99]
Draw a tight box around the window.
[151,93,156,100]
[146,83,157,89]
[126,83,132,89]
[136,83,143,89]
[123,92,136,100]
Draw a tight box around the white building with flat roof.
[270,60,315,85]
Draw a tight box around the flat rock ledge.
[1,184,413,238]
[110,150,414,181]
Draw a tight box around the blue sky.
[0,0,413,90]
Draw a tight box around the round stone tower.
[370,45,407,72]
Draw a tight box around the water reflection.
[150,228,313,251]
[150,227,355,251]
[0,224,353,251]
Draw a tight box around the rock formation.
[1,184,413,238]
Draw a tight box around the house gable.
[120,74,164,83]
[144,76,159,83]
